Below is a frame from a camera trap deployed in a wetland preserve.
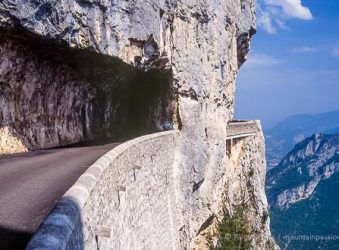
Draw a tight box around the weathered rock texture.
[0,28,173,152]
[224,122,277,249]
[189,121,278,249]
[1,0,278,248]
[0,126,27,154]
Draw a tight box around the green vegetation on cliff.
[217,206,252,250]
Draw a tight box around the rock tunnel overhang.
[0,27,175,151]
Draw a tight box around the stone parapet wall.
[226,120,261,139]
[27,130,180,250]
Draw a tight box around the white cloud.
[245,53,285,67]
[293,46,316,53]
[266,0,313,20]
[257,11,277,34]
[333,44,339,57]
[257,0,313,33]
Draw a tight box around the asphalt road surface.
[0,142,120,249]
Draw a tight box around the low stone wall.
[226,120,260,138]
[27,130,180,250]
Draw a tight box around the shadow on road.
[26,197,84,250]
[0,199,85,250]
[0,226,32,250]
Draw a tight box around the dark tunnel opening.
[71,49,174,139]
[0,27,175,150]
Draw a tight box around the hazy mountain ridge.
[267,133,339,249]
[267,133,339,208]
[265,110,339,169]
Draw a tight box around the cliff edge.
[0,0,278,248]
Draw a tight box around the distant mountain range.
[265,109,339,169]
[266,133,339,250]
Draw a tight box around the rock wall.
[1,0,278,248]
[163,1,262,248]
[0,126,27,154]
[0,28,173,152]
[223,121,277,249]
[184,121,278,249]
[0,33,96,151]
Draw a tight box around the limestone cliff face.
[0,29,173,152]
[0,0,277,248]
[221,125,277,249]
[182,122,278,249]
[0,34,96,151]
[0,0,254,151]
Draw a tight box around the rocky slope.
[265,110,339,169]
[267,133,339,249]
[0,0,277,248]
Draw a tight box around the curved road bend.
[0,142,120,249]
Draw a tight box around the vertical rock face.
[0,34,95,150]
[221,124,277,249]
[167,1,273,248]
[0,29,173,152]
[0,0,278,248]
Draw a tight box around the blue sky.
[235,0,339,128]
